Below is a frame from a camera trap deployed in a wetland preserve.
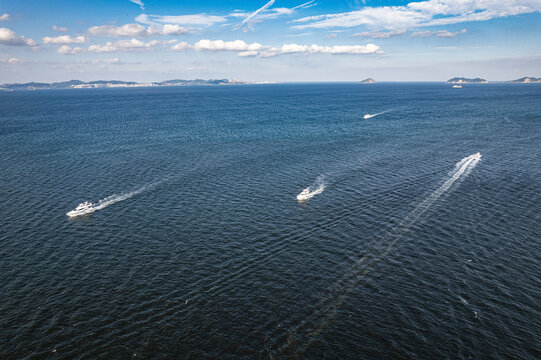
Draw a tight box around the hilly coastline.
[0,79,245,90]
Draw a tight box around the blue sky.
[1,0,540,82]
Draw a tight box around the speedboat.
[452,85,462,88]
[66,201,95,217]
[296,188,312,201]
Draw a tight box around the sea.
[0,83,540,359]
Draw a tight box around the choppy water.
[1,83,540,359]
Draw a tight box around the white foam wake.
[67,183,157,217]
[265,153,482,358]
[399,152,481,229]
[297,175,326,201]
[363,109,391,119]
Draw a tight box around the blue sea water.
[0,83,540,359]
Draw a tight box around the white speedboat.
[452,85,462,88]
[66,201,95,217]
[296,188,312,201]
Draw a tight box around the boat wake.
[363,109,392,119]
[264,153,482,358]
[297,175,326,201]
[66,182,159,217]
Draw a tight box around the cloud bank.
[172,39,382,57]
[87,38,173,52]
[88,23,188,37]
[293,0,541,29]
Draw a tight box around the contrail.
[264,153,482,358]
[234,0,275,31]
[292,0,316,10]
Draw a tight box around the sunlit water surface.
[1,83,540,359]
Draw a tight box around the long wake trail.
[264,153,482,358]
[67,181,161,217]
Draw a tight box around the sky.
[0,0,540,82]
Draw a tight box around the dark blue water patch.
[1,83,540,359]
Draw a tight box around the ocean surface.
[0,83,540,359]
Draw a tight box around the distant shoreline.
[1,79,540,92]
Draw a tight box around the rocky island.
[507,77,541,83]
[446,77,488,84]
[360,78,376,84]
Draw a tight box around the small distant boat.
[296,188,312,201]
[363,114,375,119]
[452,85,463,88]
[66,201,95,217]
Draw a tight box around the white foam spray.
[297,175,326,201]
[265,153,482,358]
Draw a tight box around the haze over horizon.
[1,0,540,83]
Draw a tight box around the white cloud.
[162,24,189,35]
[43,35,88,44]
[411,28,467,37]
[293,0,541,30]
[353,30,406,39]
[129,0,145,11]
[53,25,69,32]
[0,58,23,64]
[88,23,188,37]
[0,13,10,21]
[88,38,165,52]
[171,41,192,51]
[87,42,117,53]
[57,45,84,54]
[435,28,467,37]
[178,38,381,57]
[194,39,265,52]
[88,24,157,37]
[0,57,22,64]
[0,28,37,46]
[262,43,382,57]
[138,14,227,26]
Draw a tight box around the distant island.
[507,77,541,83]
[360,78,376,84]
[0,79,249,91]
[447,77,488,84]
